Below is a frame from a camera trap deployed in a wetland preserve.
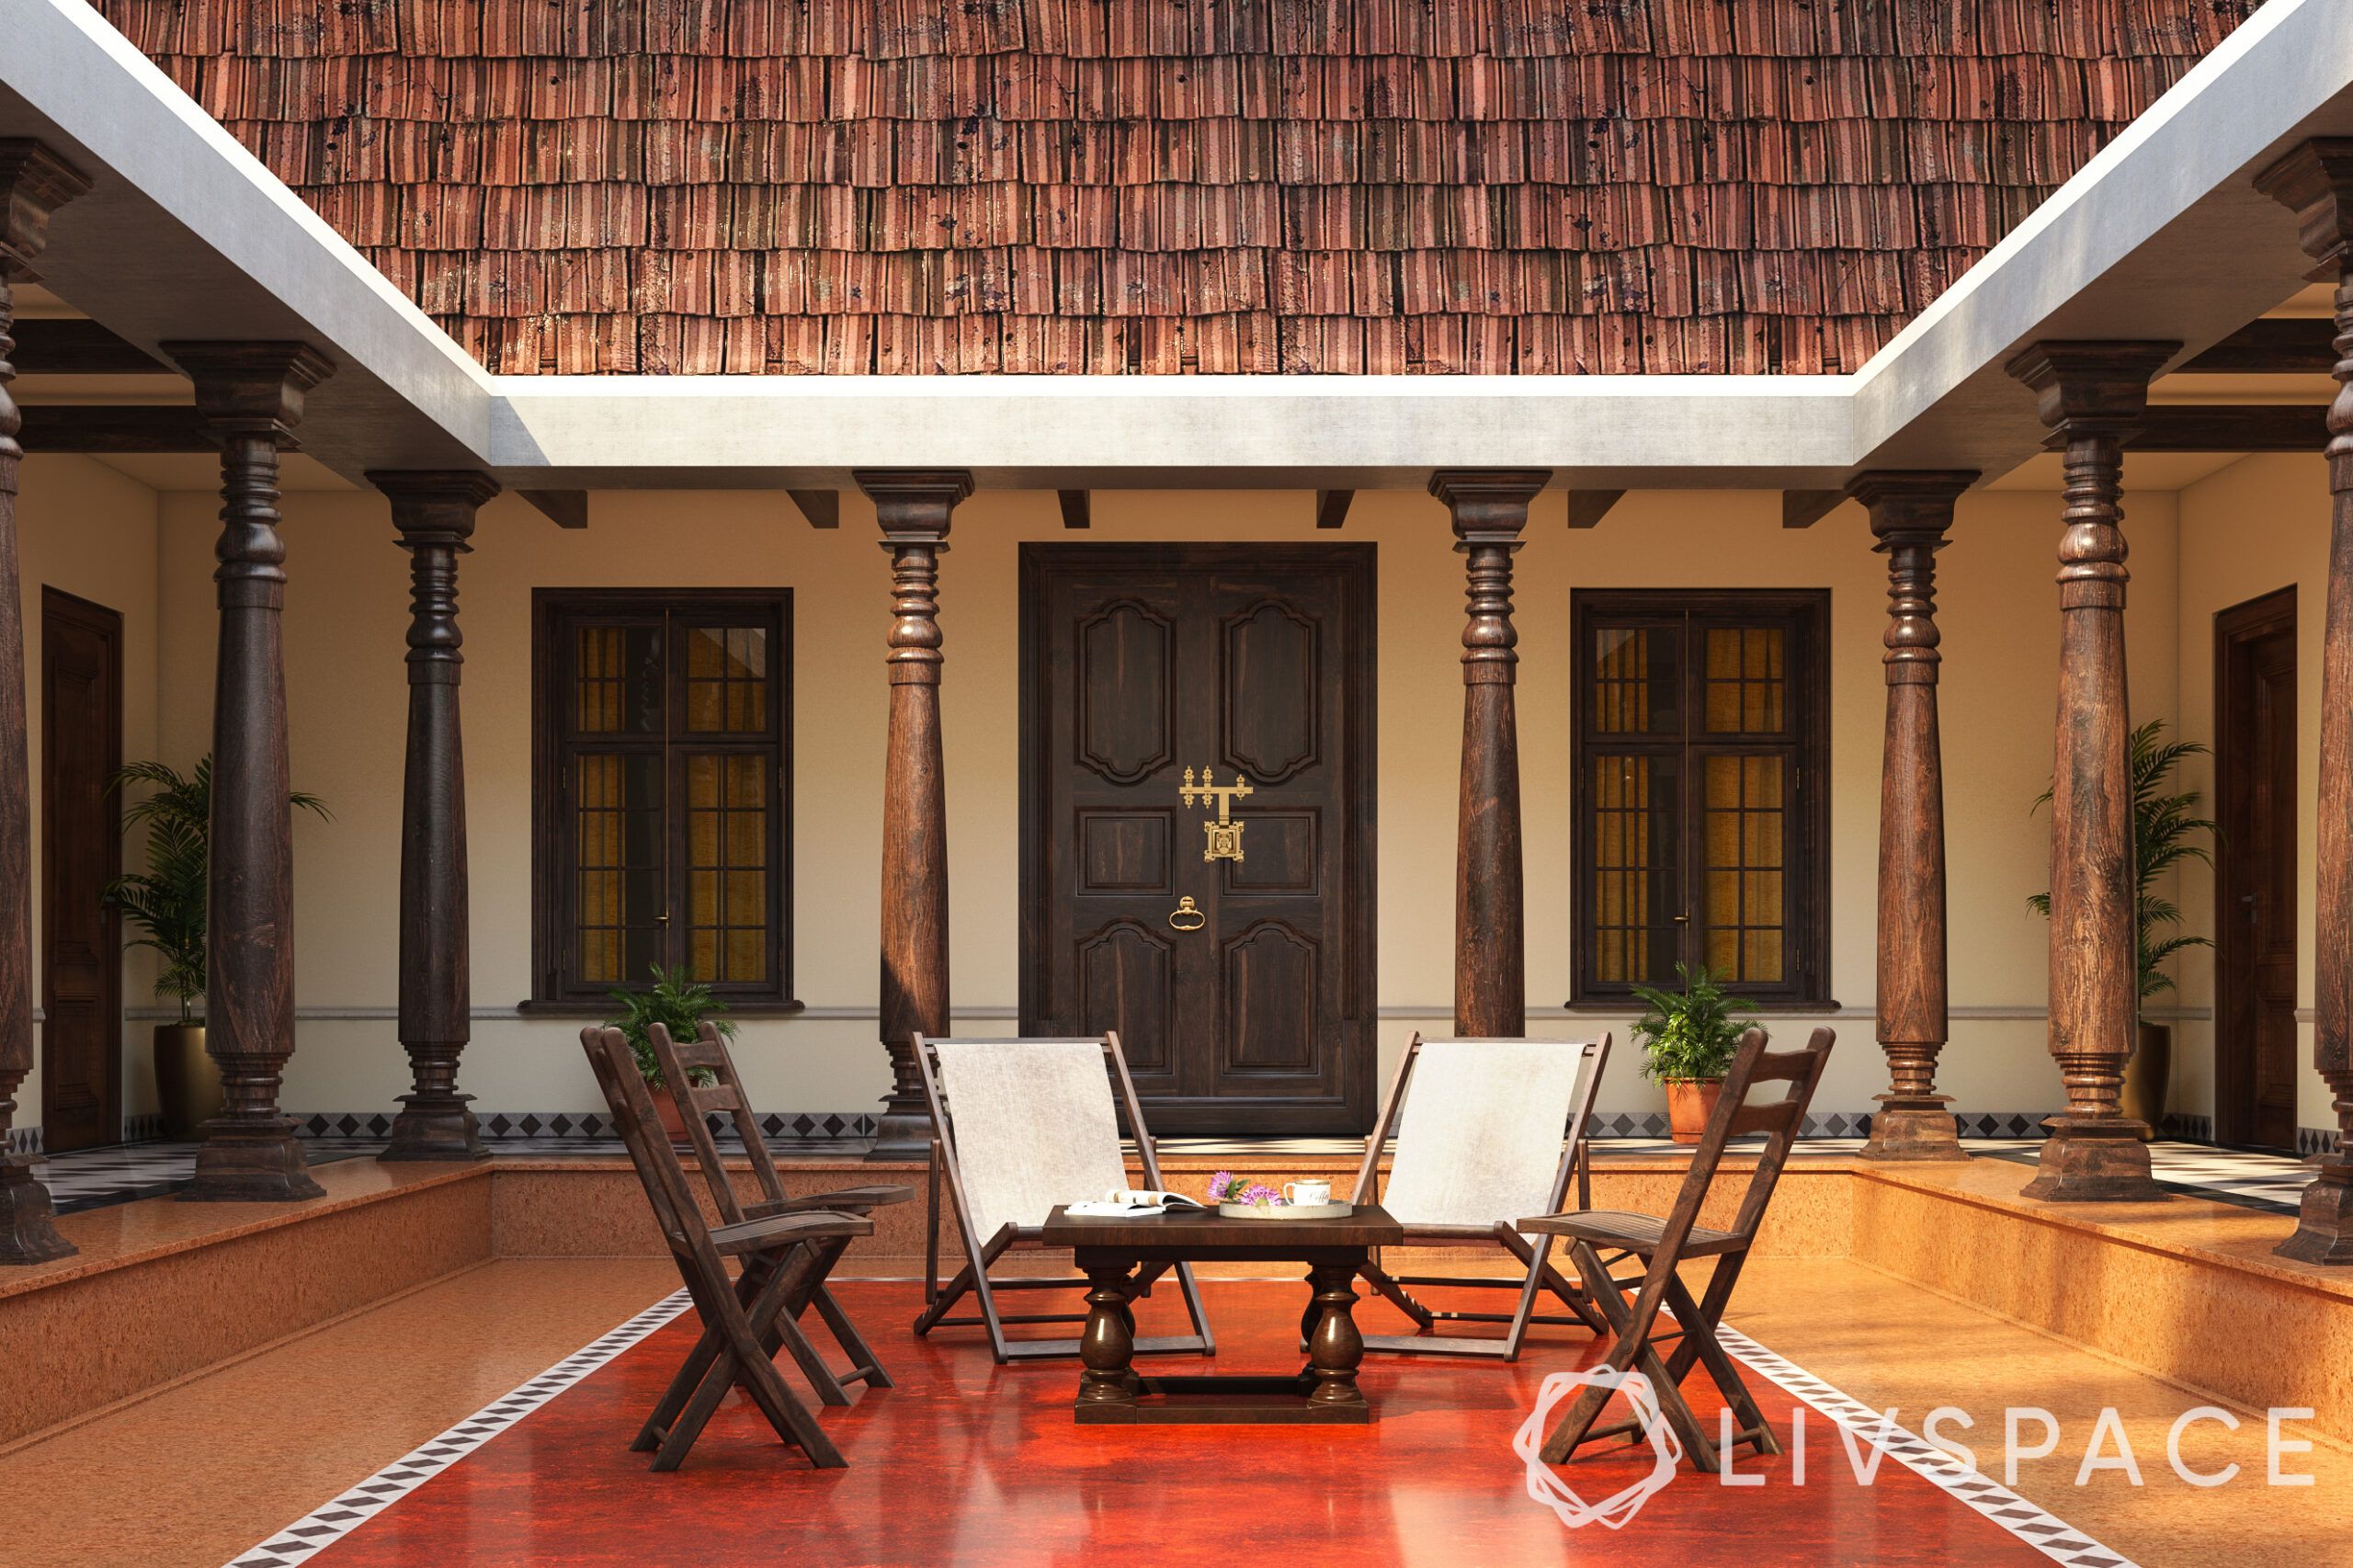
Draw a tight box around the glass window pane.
[686,624,770,734]
[1589,752,1680,986]
[574,750,665,985]
[683,747,767,984]
[1700,625,1786,737]
[1590,625,1677,735]
[576,624,662,734]
[1698,751,1788,988]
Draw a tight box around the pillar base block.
[1858,1099,1966,1162]
[2275,1162,2353,1266]
[2020,1117,2167,1202]
[181,1119,326,1202]
[0,1154,74,1264]
[866,1100,933,1164]
[380,1098,488,1163]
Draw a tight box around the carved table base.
[1073,1254,1370,1424]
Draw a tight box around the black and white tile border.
[1719,1323,2136,1567]
[291,1109,880,1144]
[221,1290,694,1568]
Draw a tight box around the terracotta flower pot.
[651,1082,689,1142]
[1665,1078,1723,1145]
[153,1022,222,1140]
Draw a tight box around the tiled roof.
[87,0,2263,375]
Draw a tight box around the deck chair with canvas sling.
[579,1024,865,1471]
[1523,1026,1835,1473]
[651,1020,912,1405]
[912,1032,1215,1363]
[1347,1034,1614,1358]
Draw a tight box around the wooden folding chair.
[650,1020,912,1405]
[1348,1034,1614,1359]
[578,1025,867,1471]
[1524,1026,1835,1473]
[912,1033,1215,1363]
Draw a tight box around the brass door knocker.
[1167,895,1206,932]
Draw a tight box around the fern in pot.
[1631,962,1759,1144]
[104,758,329,1137]
[606,964,732,1142]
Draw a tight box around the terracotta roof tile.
[86,0,2262,374]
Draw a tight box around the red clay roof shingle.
[86,0,2264,374]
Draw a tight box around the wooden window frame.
[1568,588,1833,1009]
[527,587,801,1013]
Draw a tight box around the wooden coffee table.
[1039,1202,1404,1424]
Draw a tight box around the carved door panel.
[1023,546,1373,1136]
[41,590,122,1153]
[2216,588,2298,1150]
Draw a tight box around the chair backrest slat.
[1371,1035,1611,1229]
[651,1020,791,1221]
[1642,1026,1834,1262]
[916,1035,1137,1241]
[578,1026,717,1261]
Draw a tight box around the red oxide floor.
[296,1280,2062,1567]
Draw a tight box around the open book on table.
[1062,1188,1210,1218]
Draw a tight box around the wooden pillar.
[2257,141,2353,1261]
[1851,472,1976,1161]
[2005,342,2177,1202]
[167,342,335,1201]
[0,142,87,1263]
[1431,470,1548,1039]
[371,472,497,1162]
[859,470,972,1161]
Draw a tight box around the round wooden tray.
[1216,1201,1355,1221]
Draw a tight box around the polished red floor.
[306,1281,2049,1566]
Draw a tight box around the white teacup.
[1283,1180,1332,1208]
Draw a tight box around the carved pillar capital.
[1849,472,1973,689]
[0,141,84,1262]
[2258,140,2353,1258]
[1431,469,1546,687]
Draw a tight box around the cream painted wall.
[16,454,161,1129]
[2177,452,2335,1133]
[127,482,2185,1127]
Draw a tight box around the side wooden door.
[1021,544,1375,1136]
[2214,587,2298,1150]
[40,589,122,1153]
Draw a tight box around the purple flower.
[1208,1171,1234,1200]
[1239,1183,1282,1206]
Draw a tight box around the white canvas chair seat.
[1347,1033,1613,1360]
[914,1033,1215,1364]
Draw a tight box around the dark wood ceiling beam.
[1058,488,1090,529]
[1781,489,1845,529]
[518,488,586,528]
[1314,488,1352,529]
[787,488,837,528]
[2180,319,2337,374]
[2127,404,2327,451]
[10,318,166,375]
[15,403,204,451]
[1564,489,1625,528]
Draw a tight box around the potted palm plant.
[104,758,330,1137]
[2029,721,2216,1141]
[1631,962,1758,1143]
[606,963,733,1141]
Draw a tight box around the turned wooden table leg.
[1076,1263,1141,1415]
[1303,1261,1369,1414]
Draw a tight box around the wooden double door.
[41,589,122,1153]
[1019,545,1375,1136]
[2214,588,2298,1150]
